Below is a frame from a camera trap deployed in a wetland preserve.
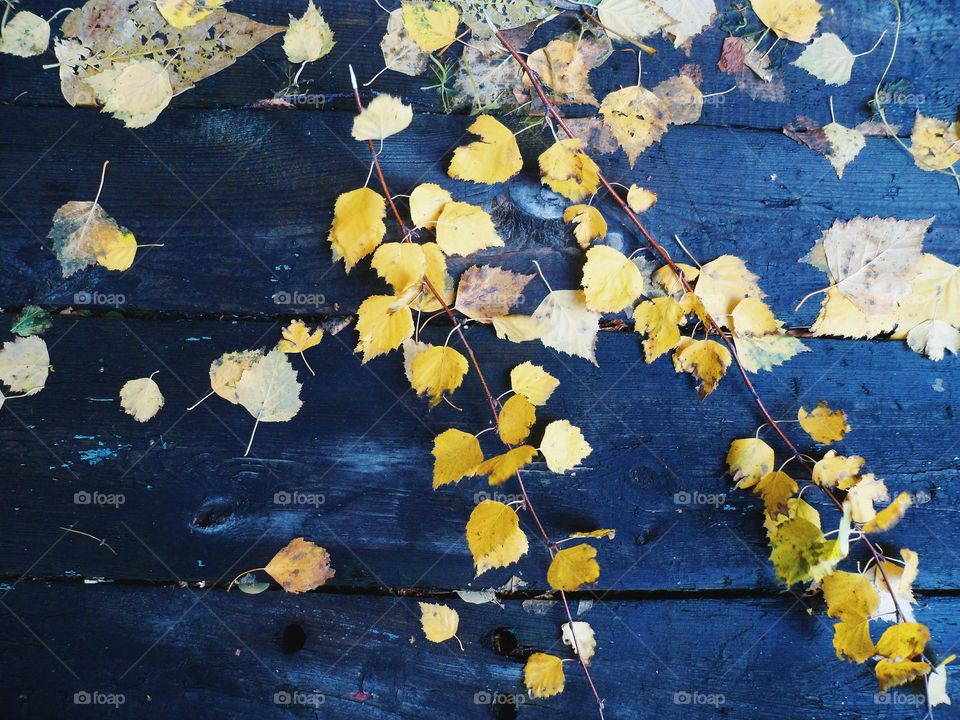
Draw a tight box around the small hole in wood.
[281,623,307,654]
[490,628,518,657]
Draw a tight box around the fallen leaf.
[581,245,645,312]
[876,658,931,692]
[694,254,764,323]
[157,0,227,29]
[210,350,263,404]
[265,537,335,593]
[410,183,452,229]
[352,94,413,141]
[627,184,657,213]
[653,262,699,295]
[452,0,555,38]
[419,602,461,644]
[600,85,671,166]
[0,336,49,395]
[510,362,559,406]
[492,315,545,343]
[548,543,599,591]
[798,402,850,444]
[497,394,537,444]
[277,320,323,354]
[411,345,469,407]
[906,320,959,361]
[928,655,955,707]
[909,111,960,171]
[235,350,303,422]
[563,204,607,248]
[448,115,523,184]
[750,0,821,43]
[466,499,529,574]
[475,445,538,486]
[432,428,483,488]
[532,290,601,364]
[892,254,960,338]
[402,0,459,52]
[11,306,52,337]
[524,652,565,698]
[355,293,415,362]
[283,1,334,64]
[455,265,533,320]
[47,200,139,276]
[329,188,387,272]
[526,38,600,105]
[845,473,888,524]
[539,139,601,201]
[0,11,50,57]
[597,0,672,40]
[435,201,504,256]
[656,0,716,47]
[119,375,164,422]
[652,75,703,124]
[812,450,864,488]
[731,297,808,373]
[863,492,912,534]
[561,621,596,665]
[633,296,685,362]
[540,419,592,473]
[371,243,427,295]
[380,8,429,76]
[823,570,879,663]
[672,337,731,398]
[726,437,774,489]
[792,33,856,85]
[867,548,918,624]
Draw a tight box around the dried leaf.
[797,402,850,445]
[119,375,164,422]
[402,0,459,52]
[0,336,49,396]
[380,9,429,76]
[0,11,50,57]
[265,537,335,593]
[283,1,334,64]
[539,139,601,201]
[792,33,856,86]
[531,290,601,365]
[455,265,533,320]
[599,85,671,166]
[561,621,596,665]
[47,201,137,277]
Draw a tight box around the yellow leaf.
[435,201,504,256]
[448,115,522,184]
[832,619,876,663]
[265,537,335,593]
[599,85,671,166]
[876,659,932,692]
[726,437,774,489]
[410,183,452,229]
[538,139,601,202]
[282,1,334,63]
[524,652,565,699]
[653,262,699,295]
[402,0,459,52]
[893,255,960,337]
[156,0,227,29]
[432,428,483,488]
[792,32,856,86]
[510,362,559,406]
[812,450,864,487]
[94,229,138,271]
[354,294,414,362]
[810,287,897,339]
[633,296,685,362]
[694,255,764,323]
[527,38,599,106]
[540,419,593,474]
[863,491,912,534]
[769,517,833,585]
[372,243,427,294]
[909,111,960,171]
[731,297,807,373]
[497,394,536,444]
[563,204,607,248]
[731,297,779,335]
[411,345,469,407]
[876,622,930,660]
[547,543,599,591]
[352,94,413,141]
[90,59,173,128]
[763,497,821,540]
[823,571,880,622]
[329,188,387,272]
[627,184,657,213]
[0,10,50,56]
[492,315,545,343]
[581,245,645,312]
[209,350,264,404]
[417,242,454,311]
[119,376,164,422]
[845,473,888,524]
[798,402,850,444]
[466,499,529,574]
[561,621,597,665]
[672,337,731,399]
[753,471,798,518]
[418,602,460,644]
[475,445,538,486]
[569,529,616,540]
[277,320,324,354]
[750,0,822,43]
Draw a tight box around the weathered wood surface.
[0,316,956,592]
[0,106,957,320]
[0,0,953,131]
[2,582,959,719]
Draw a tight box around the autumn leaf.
[726,437,774,489]
[0,11,50,57]
[753,471,798,518]
[448,115,522,184]
[928,655,956,708]
[0,336,49,396]
[524,652,565,698]
[694,255,764,323]
[547,543,599,591]
[563,205,607,248]
[906,320,960,361]
[633,296,685,362]
[539,139,601,201]
[909,111,960,171]
[627,184,657,213]
[812,450,864,488]
[823,571,879,663]
[596,0,671,41]
[581,245,645,312]
[411,345,469,407]
[750,0,822,43]
[526,38,600,106]
[540,420,592,474]
[770,514,847,586]
[492,315,545,343]
[352,95,413,142]
[798,402,850,445]
[432,428,483,488]
[402,0,459,52]
[371,243,427,295]
[672,337,731,399]
[235,350,303,454]
[277,320,324,356]
[355,294,415,363]
[419,602,462,647]
[475,445,538,486]
[599,85,671,166]
[87,59,172,128]
[417,243,454,311]
[329,188,387,272]
[265,537,335,593]
[730,297,808,373]
[845,473,889,524]
[532,290,601,365]
[862,492,912,534]
[893,254,960,339]
[792,33,857,86]
[497,394,536,444]
[409,183,452,229]
[658,0,716,47]
[867,548,919,624]
[876,658,932,692]
[11,306,52,337]
[209,349,264,404]
[654,262,699,295]
[510,362,559,406]
[283,1,334,63]
[466,500,529,575]
[380,8,429,77]
[157,0,227,29]
[561,621,596,665]
[435,201,504,256]
[455,265,533,320]
[119,374,164,422]
[48,201,138,277]
[652,75,703,125]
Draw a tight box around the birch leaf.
[563,205,607,249]
[532,290,601,365]
[119,376,164,422]
[547,544,599,591]
[448,115,522,184]
[157,0,228,29]
[0,336,49,395]
[432,428,483,488]
[47,201,136,277]
[798,402,850,445]
[411,346,469,407]
[540,420,592,473]
[906,319,960,361]
[792,33,856,85]
[466,500,529,574]
[419,602,460,644]
[329,188,387,272]
[539,139,601,202]
[380,8,429,76]
[633,296,685,362]
[527,38,599,106]
[750,0,821,43]
[627,185,657,213]
[672,337,731,399]
[510,362,559,406]
[11,306,52,337]
[0,11,50,57]
[909,111,960,171]
[561,621,596,665]
[351,95,413,141]
[410,183,452,229]
[435,202,504,256]
[581,245,645,313]
[656,0,716,47]
[355,294,415,362]
[694,255,764,323]
[475,445,537,486]
[726,438,774,489]
[928,655,956,707]
[455,265,533,320]
[597,0,672,40]
[283,1,335,64]
[235,350,303,422]
[524,653,565,698]
[210,349,264,404]
[265,537,335,593]
[497,394,536,444]
[277,320,324,354]
[862,492,912,534]
[652,75,703,125]
[600,85,671,166]
[402,0,459,52]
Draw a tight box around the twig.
[59,526,117,555]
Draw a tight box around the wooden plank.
[0,1,954,131]
[0,582,956,718]
[0,106,957,320]
[0,315,956,590]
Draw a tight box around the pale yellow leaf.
[626,184,657,213]
[418,602,460,644]
[119,375,164,422]
[561,621,596,665]
[435,201,504,256]
[0,336,49,395]
[329,188,387,272]
[532,290,600,364]
[410,183,452,229]
[909,111,960,171]
[352,94,413,141]
[540,419,592,473]
[0,11,50,57]
[751,0,822,43]
[510,362,559,406]
[695,254,764,323]
[792,33,855,85]
[283,1,334,63]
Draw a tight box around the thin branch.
[59,526,117,555]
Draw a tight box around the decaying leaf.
[0,336,50,396]
[352,95,413,141]
[119,375,164,422]
[599,85,671,166]
[0,11,50,57]
[432,428,483,488]
[652,75,703,125]
[451,0,556,39]
[540,419,592,473]
[874,622,931,691]
[812,450,864,488]
[862,492,912,534]
[283,1,334,64]
[448,115,523,184]
[797,402,850,445]
[726,437,774,489]
[657,0,716,47]
[597,0,671,41]
[265,537,335,593]
[380,9,429,76]
[845,473,888,524]
[277,320,323,355]
[531,290,601,365]
[11,306,52,337]
[402,0,459,52]
[783,116,866,179]
[48,201,138,277]
[672,337,731,399]
[750,0,822,43]
[466,499,529,575]
[906,319,960,361]
[455,265,533,320]
[329,188,387,272]
[157,0,228,29]
[526,37,602,106]
[909,111,960,172]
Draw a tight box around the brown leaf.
[456,265,535,320]
[265,537,335,593]
[717,36,788,103]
